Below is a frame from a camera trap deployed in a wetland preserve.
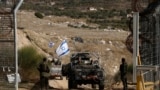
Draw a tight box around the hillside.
[20,0,132,30]
[17,10,132,89]
[24,0,131,10]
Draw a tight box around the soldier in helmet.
[38,57,50,90]
[119,58,128,90]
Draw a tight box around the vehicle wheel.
[92,84,96,89]
[99,82,104,90]
[72,80,77,88]
[68,79,77,89]
[60,76,63,80]
[68,79,72,89]
[62,64,67,76]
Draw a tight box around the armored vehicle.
[62,52,105,90]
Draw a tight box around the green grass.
[18,46,45,81]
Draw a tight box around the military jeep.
[62,52,105,90]
[49,58,63,80]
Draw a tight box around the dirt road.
[49,78,105,90]
[49,78,68,89]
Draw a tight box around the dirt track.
[49,78,107,90]
[49,78,68,89]
[19,78,106,90]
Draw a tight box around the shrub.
[128,64,133,74]
[126,9,132,14]
[34,12,44,19]
[18,46,44,81]
[114,64,133,83]
[114,72,121,82]
[18,46,44,69]
[119,10,126,16]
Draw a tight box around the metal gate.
[0,0,23,90]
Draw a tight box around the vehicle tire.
[92,84,96,89]
[72,80,77,89]
[99,82,104,90]
[68,78,77,89]
[68,79,73,89]
[62,65,65,75]
[62,64,67,76]
[60,76,63,80]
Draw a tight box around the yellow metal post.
[136,55,145,90]
[137,73,145,90]
[137,75,142,90]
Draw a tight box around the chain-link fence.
[126,0,160,89]
[0,0,22,89]
[139,4,160,89]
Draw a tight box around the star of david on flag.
[56,40,70,57]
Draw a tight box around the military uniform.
[38,58,50,90]
[120,58,128,90]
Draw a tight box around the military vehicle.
[49,58,63,80]
[62,52,105,90]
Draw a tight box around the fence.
[0,0,22,90]
[126,0,160,89]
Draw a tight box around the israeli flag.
[56,40,70,57]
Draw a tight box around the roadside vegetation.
[114,64,133,83]
[18,46,44,82]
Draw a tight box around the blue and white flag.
[56,40,70,57]
[48,41,54,48]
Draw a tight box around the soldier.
[119,58,128,90]
[38,57,50,90]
